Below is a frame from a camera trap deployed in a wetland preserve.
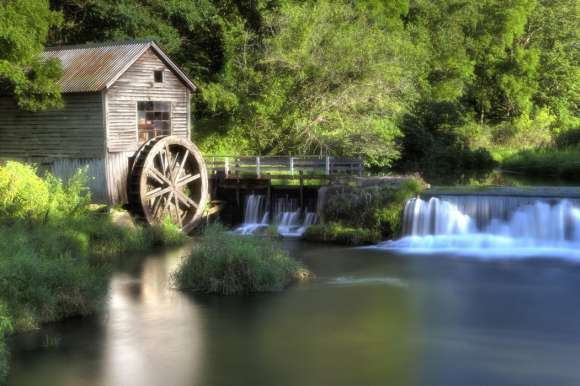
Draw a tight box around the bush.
[0,162,50,222]
[0,162,91,224]
[172,224,309,294]
[303,223,382,246]
[0,225,109,331]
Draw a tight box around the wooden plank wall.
[104,48,191,204]
[105,151,132,204]
[0,92,108,202]
[105,48,190,153]
[0,93,105,159]
[50,158,108,203]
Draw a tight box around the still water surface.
[8,241,580,386]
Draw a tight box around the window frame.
[136,101,172,144]
[153,70,164,83]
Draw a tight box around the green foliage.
[0,162,50,222]
[0,233,109,331]
[0,0,62,110]
[502,148,580,180]
[196,0,419,167]
[40,0,578,174]
[0,162,91,224]
[0,161,188,381]
[172,224,308,294]
[303,223,381,246]
[0,303,11,384]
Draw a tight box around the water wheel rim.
[138,136,208,233]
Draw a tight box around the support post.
[224,157,229,177]
[256,156,261,178]
[325,156,330,176]
[299,170,304,209]
[290,157,294,176]
[266,181,271,223]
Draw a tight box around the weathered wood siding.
[0,93,105,159]
[0,93,108,202]
[106,151,132,204]
[104,48,191,204]
[106,48,190,153]
[50,158,108,203]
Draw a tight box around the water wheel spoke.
[151,194,165,219]
[175,150,189,181]
[164,143,174,174]
[176,173,200,187]
[146,186,172,199]
[161,191,174,215]
[148,165,171,186]
[173,194,183,228]
[175,189,198,209]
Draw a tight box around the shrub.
[303,223,382,246]
[172,224,309,294]
[0,227,109,330]
[0,162,50,222]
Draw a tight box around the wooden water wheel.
[128,135,209,233]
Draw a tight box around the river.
[7,239,580,386]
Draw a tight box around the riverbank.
[0,162,187,384]
[502,148,580,181]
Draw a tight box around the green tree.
[197,0,420,167]
[0,0,62,110]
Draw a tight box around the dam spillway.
[379,194,580,258]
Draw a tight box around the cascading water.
[234,194,270,234]
[234,194,318,236]
[378,195,580,258]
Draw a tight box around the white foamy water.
[377,196,580,258]
[234,194,318,236]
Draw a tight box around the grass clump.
[0,240,109,331]
[0,303,11,384]
[173,224,310,294]
[304,223,381,246]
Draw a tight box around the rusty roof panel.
[41,41,196,93]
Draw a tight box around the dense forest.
[1,0,578,175]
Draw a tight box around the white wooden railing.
[205,156,363,178]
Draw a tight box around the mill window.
[154,70,163,83]
[137,101,171,142]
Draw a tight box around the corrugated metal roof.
[42,41,196,93]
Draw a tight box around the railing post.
[325,156,330,176]
[256,156,261,178]
[290,157,294,176]
[224,156,229,177]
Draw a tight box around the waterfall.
[234,194,318,236]
[234,194,270,235]
[379,195,580,258]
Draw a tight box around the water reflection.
[102,249,205,386]
[8,242,580,386]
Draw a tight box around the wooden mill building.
[0,41,196,203]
